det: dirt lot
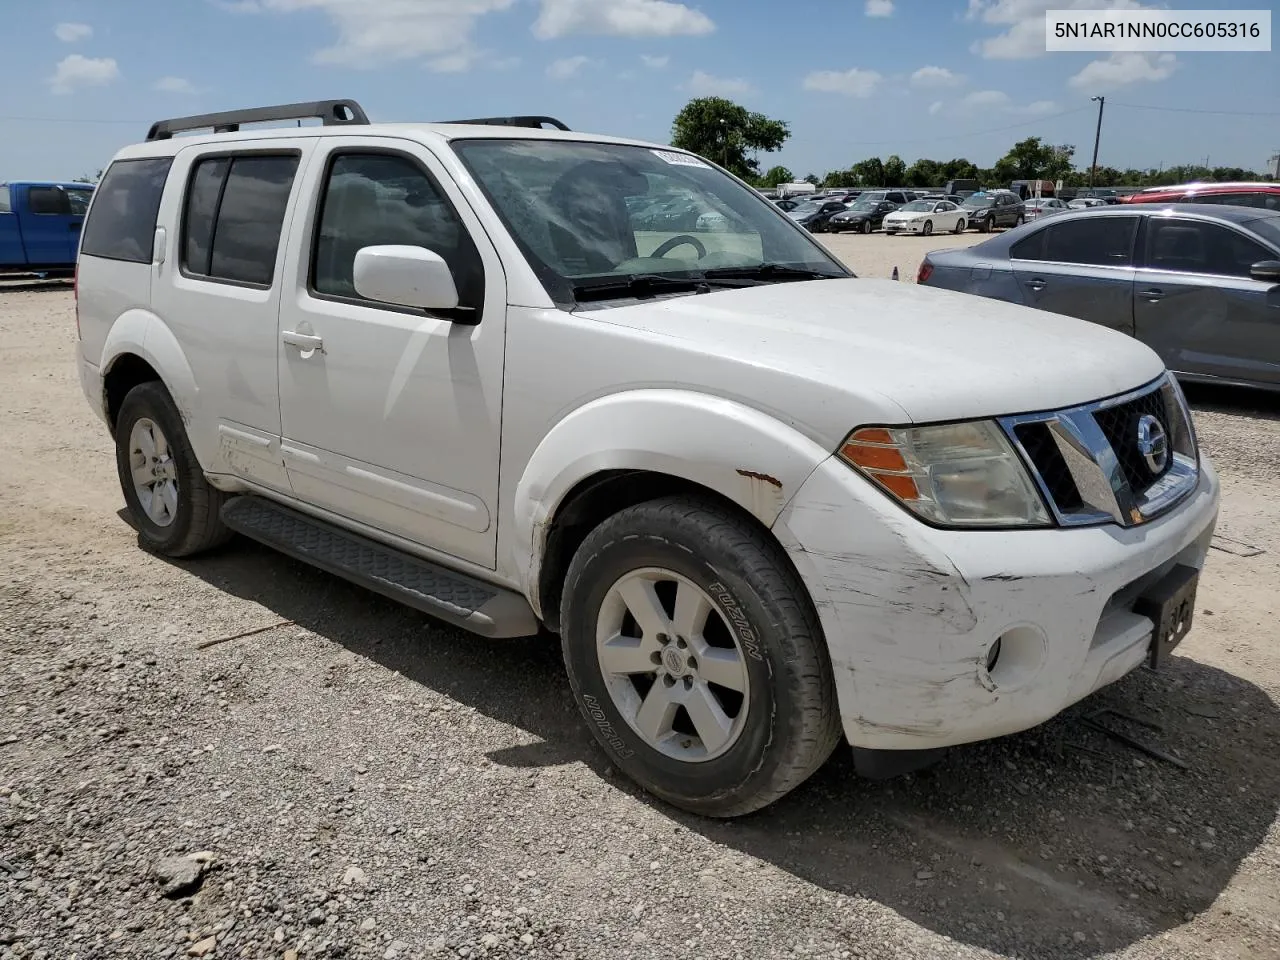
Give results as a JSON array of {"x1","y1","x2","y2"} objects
[{"x1": 2, "y1": 236, "x2": 1279, "y2": 960}]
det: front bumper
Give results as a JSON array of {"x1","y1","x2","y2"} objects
[
  {"x1": 883, "y1": 220, "x2": 926, "y2": 234},
  {"x1": 774, "y1": 455, "x2": 1220, "y2": 751}
]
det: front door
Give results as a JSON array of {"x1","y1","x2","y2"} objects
[
  {"x1": 276, "y1": 139, "x2": 507, "y2": 569},
  {"x1": 1010, "y1": 215, "x2": 1139, "y2": 335},
  {"x1": 1134, "y1": 216, "x2": 1280, "y2": 387}
]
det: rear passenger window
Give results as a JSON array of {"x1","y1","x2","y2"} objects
[
  {"x1": 28, "y1": 187, "x2": 70, "y2": 215},
  {"x1": 1042, "y1": 217, "x2": 1137, "y2": 266},
  {"x1": 1010, "y1": 228, "x2": 1047, "y2": 261},
  {"x1": 311, "y1": 152, "x2": 484, "y2": 315},
  {"x1": 181, "y1": 154, "x2": 299, "y2": 287},
  {"x1": 81, "y1": 158, "x2": 173, "y2": 264}
]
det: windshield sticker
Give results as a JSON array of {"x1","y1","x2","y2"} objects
[{"x1": 651, "y1": 150, "x2": 710, "y2": 168}]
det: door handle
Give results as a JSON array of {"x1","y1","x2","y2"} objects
[
  {"x1": 282, "y1": 331, "x2": 325, "y2": 355},
  {"x1": 1025, "y1": 278, "x2": 1046, "y2": 291},
  {"x1": 1140, "y1": 287, "x2": 1164, "y2": 302}
]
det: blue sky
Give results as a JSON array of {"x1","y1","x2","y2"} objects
[{"x1": 1, "y1": 0, "x2": 1277, "y2": 182}]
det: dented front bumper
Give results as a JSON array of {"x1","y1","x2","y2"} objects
[{"x1": 773, "y1": 455, "x2": 1220, "y2": 751}]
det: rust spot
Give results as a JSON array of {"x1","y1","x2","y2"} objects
[{"x1": 736, "y1": 469, "x2": 782, "y2": 489}]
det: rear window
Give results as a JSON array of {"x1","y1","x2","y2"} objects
[{"x1": 81, "y1": 158, "x2": 173, "y2": 263}]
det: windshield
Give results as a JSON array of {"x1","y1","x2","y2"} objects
[
  {"x1": 859, "y1": 192, "x2": 887, "y2": 204},
  {"x1": 453, "y1": 139, "x2": 846, "y2": 305},
  {"x1": 790, "y1": 201, "x2": 822, "y2": 215},
  {"x1": 848, "y1": 200, "x2": 877, "y2": 211},
  {"x1": 899, "y1": 200, "x2": 933, "y2": 212},
  {"x1": 963, "y1": 197, "x2": 994, "y2": 208}
]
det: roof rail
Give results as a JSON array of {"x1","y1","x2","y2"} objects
[
  {"x1": 146, "y1": 99, "x2": 369, "y2": 141},
  {"x1": 440, "y1": 115, "x2": 570, "y2": 131}
]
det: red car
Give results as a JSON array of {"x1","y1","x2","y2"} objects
[{"x1": 1121, "y1": 181, "x2": 1280, "y2": 210}]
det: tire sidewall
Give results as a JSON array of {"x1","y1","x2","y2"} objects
[
  {"x1": 115, "y1": 383, "x2": 201, "y2": 552},
  {"x1": 562, "y1": 529, "x2": 795, "y2": 809}
]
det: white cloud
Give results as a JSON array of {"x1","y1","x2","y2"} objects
[
  {"x1": 803, "y1": 67, "x2": 882, "y2": 98},
  {"x1": 928, "y1": 100, "x2": 944, "y2": 115},
  {"x1": 547, "y1": 55, "x2": 592, "y2": 80},
  {"x1": 1010, "y1": 98, "x2": 1059, "y2": 115},
  {"x1": 54, "y1": 22, "x2": 92, "y2": 43},
  {"x1": 154, "y1": 76, "x2": 198, "y2": 94},
  {"x1": 865, "y1": 0, "x2": 894, "y2": 15},
  {"x1": 640, "y1": 53, "x2": 669, "y2": 68},
  {"x1": 534, "y1": 0, "x2": 714, "y2": 39},
  {"x1": 1069, "y1": 52, "x2": 1176, "y2": 91},
  {"x1": 962, "y1": 89, "x2": 1010, "y2": 107},
  {"x1": 49, "y1": 54, "x2": 119, "y2": 94},
  {"x1": 910, "y1": 65, "x2": 962, "y2": 88},
  {"x1": 687, "y1": 70, "x2": 752, "y2": 97},
  {"x1": 221, "y1": 0, "x2": 517, "y2": 71},
  {"x1": 967, "y1": 0, "x2": 1152, "y2": 60}
]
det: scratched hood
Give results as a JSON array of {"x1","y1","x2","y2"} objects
[{"x1": 583, "y1": 278, "x2": 1165, "y2": 424}]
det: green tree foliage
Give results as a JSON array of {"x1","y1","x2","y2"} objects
[
  {"x1": 992, "y1": 137, "x2": 1075, "y2": 183},
  {"x1": 905, "y1": 158, "x2": 942, "y2": 187},
  {"x1": 883, "y1": 155, "x2": 907, "y2": 186},
  {"x1": 851, "y1": 157, "x2": 886, "y2": 186},
  {"x1": 759, "y1": 165, "x2": 795, "y2": 188},
  {"x1": 670, "y1": 97, "x2": 790, "y2": 181}
]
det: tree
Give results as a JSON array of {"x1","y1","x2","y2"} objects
[
  {"x1": 883, "y1": 154, "x2": 907, "y2": 186},
  {"x1": 803, "y1": 173, "x2": 820, "y2": 185},
  {"x1": 940, "y1": 158, "x2": 980, "y2": 182},
  {"x1": 851, "y1": 157, "x2": 885, "y2": 186},
  {"x1": 992, "y1": 137, "x2": 1075, "y2": 184},
  {"x1": 905, "y1": 158, "x2": 942, "y2": 188},
  {"x1": 758, "y1": 165, "x2": 794, "y2": 188},
  {"x1": 670, "y1": 97, "x2": 790, "y2": 181},
  {"x1": 73, "y1": 169, "x2": 103, "y2": 184}
]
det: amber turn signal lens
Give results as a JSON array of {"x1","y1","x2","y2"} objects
[{"x1": 840, "y1": 440, "x2": 908, "y2": 473}]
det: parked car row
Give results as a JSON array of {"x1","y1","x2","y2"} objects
[{"x1": 918, "y1": 203, "x2": 1280, "y2": 393}]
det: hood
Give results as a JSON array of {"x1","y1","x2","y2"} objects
[
  {"x1": 580, "y1": 278, "x2": 1165, "y2": 430},
  {"x1": 834, "y1": 210, "x2": 871, "y2": 218}
]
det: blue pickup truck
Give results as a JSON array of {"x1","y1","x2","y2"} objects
[{"x1": 1, "y1": 181, "x2": 96, "y2": 275}]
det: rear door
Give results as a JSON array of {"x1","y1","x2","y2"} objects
[
  {"x1": 18, "y1": 185, "x2": 80, "y2": 265},
  {"x1": 148, "y1": 142, "x2": 313, "y2": 493},
  {"x1": 1010, "y1": 215, "x2": 1140, "y2": 334},
  {"x1": 1134, "y1": 216, "x2": 1280, "y2": 386}
]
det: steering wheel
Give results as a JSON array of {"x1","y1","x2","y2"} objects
[{"x1": 650, "y1": 234, "x2": 707, "y2": 260}]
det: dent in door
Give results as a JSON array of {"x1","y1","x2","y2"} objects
[{"x1": 217, "y1": 422, "x2": 290, "y2": 491}]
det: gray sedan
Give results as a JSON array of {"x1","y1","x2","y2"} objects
[{"x1": 918, "y1": 204, "x2": 1280, "y2": 392}]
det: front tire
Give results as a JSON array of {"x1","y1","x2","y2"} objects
[
  {"x1": 862, "y1": 219, "x2": 873, "y2": 235},
  {"x1": 560, "y1": 496, "x2": 842, "y2": 817},
  {"x1": 115, "y1": 381, "x2": 232, "y2": 557},
  {"x1": 922, "y1": 220, "x2": 933, "y2": 236},
  {"x1": 979, "y1": 216, "x2": 992, "y2": 233}
]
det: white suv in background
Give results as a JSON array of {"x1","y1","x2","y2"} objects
[{"x1": 75, "y1": 100, "x2": 1219, "y2": 817}]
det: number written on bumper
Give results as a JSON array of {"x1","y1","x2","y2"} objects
[{"x1": 1135, "y1": 564, "x2": 1199, "y2": 669}]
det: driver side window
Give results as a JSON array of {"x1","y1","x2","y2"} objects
[{"x1": 311, "y1": 152, "x2": 484, "y2": 312}]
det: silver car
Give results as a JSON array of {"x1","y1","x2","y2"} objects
[{"x1": 918, "y1": 204, "x2": 1280, "y2": 392}]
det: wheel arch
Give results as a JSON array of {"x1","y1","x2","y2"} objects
[{"x1": 509, "y1": 389, "x2": 834, "y2": 627}]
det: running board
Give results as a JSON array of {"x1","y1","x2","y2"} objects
[{"x1": 220, "y1": 496, "x2": 538, "y2": 639}]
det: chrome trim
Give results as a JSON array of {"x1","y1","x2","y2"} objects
[{"x1": 999, "y1": 374, "x2": 1199, "y2": 529}]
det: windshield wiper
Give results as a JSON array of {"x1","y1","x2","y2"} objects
[
  {"x1": 701, "y1": 263, "x2": 843, "y2": 282},
  {"x1": 572, "y1": 273, "x2": 713, "y2": 303}
]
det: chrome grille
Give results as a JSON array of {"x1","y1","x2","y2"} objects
[{"x1": 1000, "y1": 375, "x2": 1199, "y2": 528}]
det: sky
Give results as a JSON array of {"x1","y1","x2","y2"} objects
[{"x1": 2, "y1": 0, "x2": 1278, "y2": 183}]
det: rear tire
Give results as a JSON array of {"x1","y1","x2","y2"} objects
[
  {"x1": 954, "y1": 218, "x2": 966, "y2": 233},
  {"x1": 560, "y1": 496, "x2": 842, "y2": 818},
  {"x1": 114, "y1": 381, "x2": 232, "y2": 558}
]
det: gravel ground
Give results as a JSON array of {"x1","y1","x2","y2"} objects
[{"x1": 2, "y1": 245, "x2": 1279, "y2": 960}]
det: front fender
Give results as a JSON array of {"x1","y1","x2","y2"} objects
[
  {"x1": 99, "y1": 310, "x2": 212, "y2": 465},
  {"x1": 511, "y1": 388, "x2": 834, "y2": 605}
]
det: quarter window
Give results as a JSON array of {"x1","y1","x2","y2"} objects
[
  {"x1": 311, "y1": 152, "x2": 484, "y2": 315},
  {"x1": 181, "y1": 154, "x2": 299, "y2": 286},
  {"x1": 81, "y1": 158, "x2": 174, "y2": 264},
  {"x1": 1144, "y1": 218, "x2": 1273, "y2": 279}
]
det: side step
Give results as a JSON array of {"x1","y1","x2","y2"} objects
[{"x1": 220, "y1": 496, "x2": 538, "y2": 639}]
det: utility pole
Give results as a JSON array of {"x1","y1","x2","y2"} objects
[
  {"x1": 1088, "y1": 96, "x2": 1105, "y2": 189},
  {"x1": 1271, "y1": 151, "x2": 1280, "y2": 179}
]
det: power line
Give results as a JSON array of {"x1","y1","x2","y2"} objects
[
  {"x1": 1110, "y1": 102, "x2": 1280, "y2": 118},
  {"x1": 0, "y1": 115, "x2": 147, "y2": 125}
]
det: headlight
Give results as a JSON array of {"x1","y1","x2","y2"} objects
[{"x1": 838, "y1": 422, "x2": 1051, "y2": 528}]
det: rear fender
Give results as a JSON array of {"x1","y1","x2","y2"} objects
[
  {"x1": 99, "y1": 310, "x2": 214, "y2": 466},
  {"x1": 510, "y1": 389, "x2": 834, "y2": 613}
]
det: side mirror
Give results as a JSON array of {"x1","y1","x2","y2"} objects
[
  {"x1": 1249, "y1": 260, "x2": 1280, "y2": 283},
  {"x1": 353, "y1": 245, "x2": 460, "y2": 311}
]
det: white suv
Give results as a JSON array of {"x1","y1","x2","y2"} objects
[{"x1": 75, "y1": 100, "x2": 1220, "y2": 816}]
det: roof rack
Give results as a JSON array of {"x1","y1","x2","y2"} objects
[
  {"x1": 440, "y1": 115, "x2": 570, "y2": 131},
  {"x1": 146, "y1": 99, "x2": 369, "y2": 141}
]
